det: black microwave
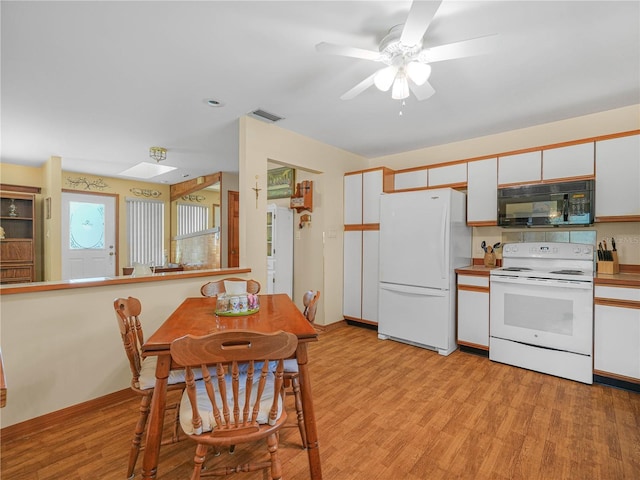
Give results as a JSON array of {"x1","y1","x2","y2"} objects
[{"x1": 497, "y1": 180, "x2": 594, "y2": 227}]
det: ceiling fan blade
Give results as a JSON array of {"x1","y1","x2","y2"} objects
[
  {"x1": 409, "y1": 80, "x2": 436, "y2": 101},
  {"x1": 315, "y1": 42, "x2": 382, "y2": 61},
  {"x1": 400, "y1": 0, "x2": 442, "y2": 46},
  {"x1": 422, "y1": 34, "x2": 498, "y2": 63},
  {"x1": 340, "y1": 72, "x2": 377, "y2": 100}
]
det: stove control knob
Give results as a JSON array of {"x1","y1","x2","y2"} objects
[
  {"x1": 574, "y1": 247, "x2": 581, "y2": 254},
  {"x1": 582, "y1": 247, "x2": 591, "y2": 254}
]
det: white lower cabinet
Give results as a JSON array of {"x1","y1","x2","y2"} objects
[
  {"x1": 361, "y1": 231, "x2": 379, "y2": 323},
  {"x1": 343, "y1": 229, "x2": 379, "y2": 324},
  {"x1": 594, "y1": 285, "x2": 640, "y2": 381},
  {"x1": 456, "y1": 274, "x2": 490, "y2": 350},
  {"x1": 343, "y1": 230, "x2": 362, "y2": 319}
]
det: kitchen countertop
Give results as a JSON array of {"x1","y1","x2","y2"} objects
[
  {"x1": 455, "y1": 265, "x2": 498, "y2": 276},
  {"x1": 595, "y1": 271, "x2": 640, "y2": 287},
  {"x1": 456, "y1": 265, "x2": 640, "y2": 287}
]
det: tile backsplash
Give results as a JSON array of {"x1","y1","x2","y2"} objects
[
  {"x1": 501, "y1": 230, "x2": 595, "y2": 245},
  {"x1": 473, "y1": 222, "x2": 640, "y2": 265}
]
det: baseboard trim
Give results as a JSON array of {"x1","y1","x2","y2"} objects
[
  {"x1": 1, "y1": 388, "x2": 134, "y2": 442},
  {"x1": 345, "y1": 319, "x2": 378, "y2": 331},
  {"x1": 594, "y1": 375, "x2": 640, "y2": 393}
]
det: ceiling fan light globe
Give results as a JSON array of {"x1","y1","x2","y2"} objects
[
  {"x1": 406, "y1": 62, "x2": 432, "y2": 86},
  {"x1": 391, "y1": 75, "x2": 410, "y2": 100},
  {"x1": 373, "y1": 66, "x2": 398, "y2": 92}
]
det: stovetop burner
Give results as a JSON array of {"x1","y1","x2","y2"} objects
[
  {"x1": 500, "y1": 267, "x2": 532, "y2": 272},
  {"x1": 549, "y1": 269, "x2": 584, "y2": 275}
]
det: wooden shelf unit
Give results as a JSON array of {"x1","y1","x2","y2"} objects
[
  {"x1": 0, "y1": 192, "x2": 36, "y2": 283},
  {"x1": 290, "y1": 180, "x2": 313, "y2": 213}
]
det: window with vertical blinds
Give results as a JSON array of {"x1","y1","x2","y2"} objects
[
  {"x1": 177, "y1": 203, "x2": 209, "y2": 236},
  {"x1": 126, "y1": 198, "x2": 164, "y2": 266}
]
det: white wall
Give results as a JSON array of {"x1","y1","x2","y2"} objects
[{"x1": 239, "y1": 116, "x2": 367, "y2": 326}]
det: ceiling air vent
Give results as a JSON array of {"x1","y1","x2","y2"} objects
[{"x1": 248, "y1": 109, "x2": 285, "y2": 123}]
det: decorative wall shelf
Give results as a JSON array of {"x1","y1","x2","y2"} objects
[{"x1": 290, "y1": 180, "x2": 313, "y2": 213}]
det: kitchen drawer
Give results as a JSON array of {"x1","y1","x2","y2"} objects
[
  {"x1": 458, "y1": 275, "x2": 489, "y2": 288},
  {"x1": 595, "y1": 286, "x2": 640, "y2": 302},
  {"x1": 1, "y1": 265, "x2": 34, "y2": 283}
]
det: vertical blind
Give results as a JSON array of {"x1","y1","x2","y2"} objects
[
  {"x1": 177, "y1": 203, "x2": 209, "y2": 236},
  {"x1": 126, "y1": 198, "x2": 164, "y2": 266}
]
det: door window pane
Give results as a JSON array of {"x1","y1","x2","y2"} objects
[{"x1": 69, "y1": 201, "x2": 105, "y2": 249}]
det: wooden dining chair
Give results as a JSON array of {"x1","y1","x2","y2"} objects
[
  {"x1": 200, "y1": 277, "x2": 261, "y2": 297},
  {"x1": 302, "y1": 290, "x2": 320, "y2": 324},
  {"x1": 114, "y1": 297, "x2": 191, "y2": 479},
  {"x1": 283, "y1": 290, "x2": 321, "y2": 449},
  {"x1": 170, "y1": 330, "x2": 298, "y2": 480}
]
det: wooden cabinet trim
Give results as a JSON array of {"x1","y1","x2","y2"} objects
[
  {"x1": 595, "y1": 215, "x2": 640, "y2": 223},
  {"x1": 457, "y1": 340, "x2": 489, "y2": 351},
  {"x1": 458, "y1": 284, "x2": 490, "y2": 293},
  {"x1": 0, "y1": 184, "x2": 41, "y2": 194},
  {"x1": 593, "y1": 370, "x2": 640, "y2": 385},
  {"x1": 468, "y1": 221, "x2": 498, "y2": 227},
  {"x1": 594, "y1": 298, "x2": 640, "y2": 309}
]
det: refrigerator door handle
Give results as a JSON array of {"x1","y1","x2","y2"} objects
[{"x1": 379, "y1": 282, "x2": 447, "y2": 296}]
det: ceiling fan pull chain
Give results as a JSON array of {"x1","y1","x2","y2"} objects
[{"x1": 399, "y1": 100, "x2": 406, "y2": 117}]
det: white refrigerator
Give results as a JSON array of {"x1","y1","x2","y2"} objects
[{"x1": 378, "y1": 189, "x2": 471, "y2": 356}]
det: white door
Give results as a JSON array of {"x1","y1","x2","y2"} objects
[
  {"x1": 379, "y1": 190, "x2": 450, "y2": 289},
  {"x1": 62, "y1": 192, "x2": 117, "y2": 280},
  {"x1": 273, "y1": 207, "x2": 293, "y2": 297}
]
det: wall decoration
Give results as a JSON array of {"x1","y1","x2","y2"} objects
[
  {"x1": 131, "y1": 188, "x2": 162, "y2": 198},
  {"x1": 65, "y1": 176, "x2": 109, "y2": 191},
  {"x1": 267, "y1": 167, "x2": 295, "y2": 199},
  {"x1": 181, "y1": 194, "x2": 206, "y2": 202},
  {"x1": 251, "y1": 175, "x2": 261, "y2": 208}
]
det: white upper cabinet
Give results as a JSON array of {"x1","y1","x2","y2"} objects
[
  {"x1": 467, "y1": 158, "x2": 498, "y2": 224},
  {"x1": 394, "y1": 169, "x2": 428, "y2": 190},
  {"x1": 428, "y1": 163, "x2": 467, "y2": 187},
  {"x1": 344, "y1": 173, "x2": 362, "y2": 225},
  {"x1": 595, "y1": 134, "x2": 640, "y2": 219},
  {"x1": 543, "y1": 142, "x2": 594, "y2": 180},
  {"x1": 344, "y1": 169, "x2": 388, "y2": 225},
  {"x1": 498, "y1": 151, "x2": 542, "y2": 185},
  {"x1": 362, "y1": 169, "x2": 384, "y2": 224}
]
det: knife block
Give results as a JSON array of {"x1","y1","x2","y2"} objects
[
  {"x1": 598, "y1": 251, "x2": 619, "y2": 274},
  {"x1": 483, "y1": 251, "x2": 496, "y2": 267}
]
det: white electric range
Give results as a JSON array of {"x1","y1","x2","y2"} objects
[{"x1": 489, "y1": 242, "x2": 595, "y2": 384}]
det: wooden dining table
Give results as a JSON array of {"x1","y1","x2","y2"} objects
[{"x1": 140, "y1": 294, "x2": 322, "y2": 479}]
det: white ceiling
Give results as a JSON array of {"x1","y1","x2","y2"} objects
[{"x1": 2, "y1": 1, "x2": 639, "y2": 185}]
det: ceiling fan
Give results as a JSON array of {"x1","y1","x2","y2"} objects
[{"x1": 316, "y1": 0, "x2": 496, "y2": 102}]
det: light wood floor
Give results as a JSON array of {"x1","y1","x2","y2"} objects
[{"x1": 2, "y1": 325, "x2": 639, "y2": 479}]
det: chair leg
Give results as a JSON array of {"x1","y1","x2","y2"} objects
[
  {"x1": 191, "y1": 443, "x2": 208, "y2": 480},
  {"x1": 128, "y1": 393, "x2": 152, "y2": 479},
  {"x1": 267, "y1": 433, "x2": 283, "y2": 480},
  {"x1": 290, "y1": 374, "x2": 307, "y2": 449}
]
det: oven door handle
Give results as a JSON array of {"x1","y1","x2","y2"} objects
[{"x1": 490, "y1": 275, "x2": 593, "y2": 290}]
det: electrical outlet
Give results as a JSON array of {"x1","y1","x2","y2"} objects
[{"x1": 296, "y1": 231, "x2": 301, "y2": 240}]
